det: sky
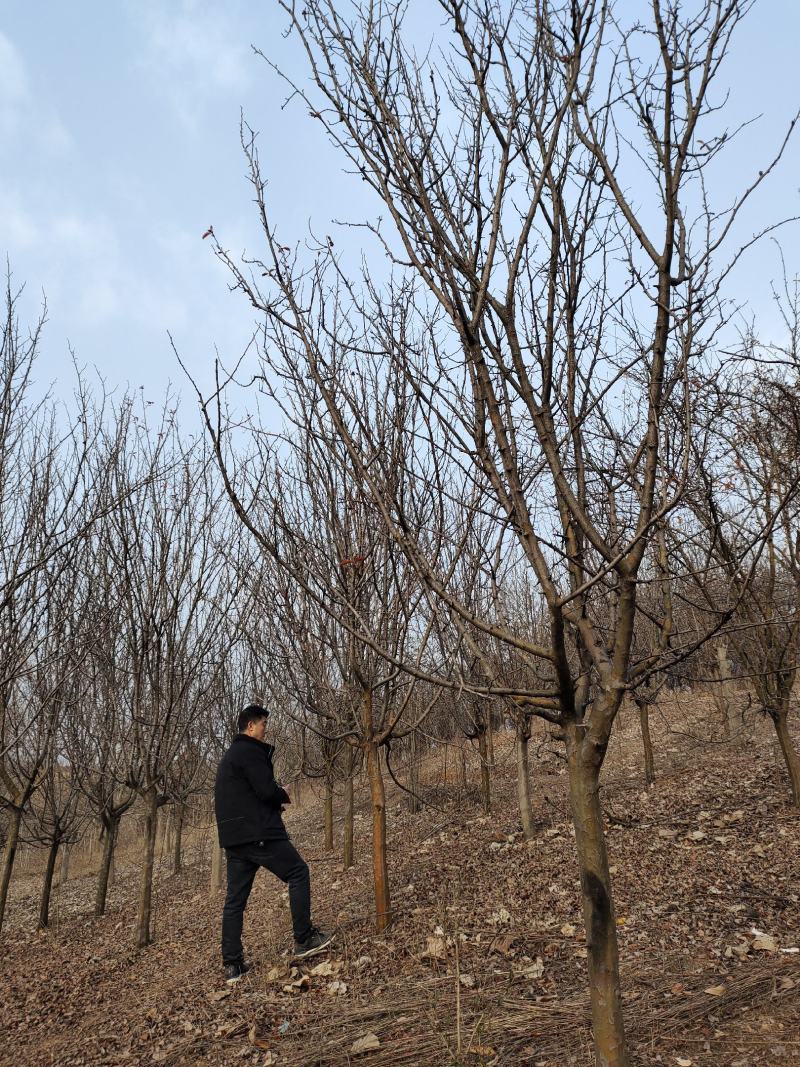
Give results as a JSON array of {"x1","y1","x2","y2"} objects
[{"x1": 1, "y1": 1, "x2": 799, "y2": 414}]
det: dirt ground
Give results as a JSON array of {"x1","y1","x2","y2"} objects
[{"x1": 2, "y1": 695, "x2": 799, "y2": 1067}]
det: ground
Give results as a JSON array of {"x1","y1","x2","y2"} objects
[{"x1": 2, "y1": 695, "x2": 799, "y2": 1066}]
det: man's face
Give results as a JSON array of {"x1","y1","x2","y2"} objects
[{"x1": 244, "y1": 715, "x2": 268, "y2": 742}]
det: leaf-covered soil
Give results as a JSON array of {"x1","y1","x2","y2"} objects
[{"x1": 2, "y1": 696, "x2": 799, "y2": 1066}]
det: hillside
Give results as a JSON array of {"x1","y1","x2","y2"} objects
[{"x1": 2, "y1": 698, "x2": 799, "y2": 1067}]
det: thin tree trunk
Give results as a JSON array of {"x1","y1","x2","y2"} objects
[
  {"x1": 38, "y1": 839, "x2": 60, "y2": 930},
  {"x1": 365, "y1": 737, "x2": 391, "y2": 931},
  {"x1": 0, "y1": 806, "x2": 23, "y2": 935},
  {"x1": 458, "y1": 742, "x2": 467, "y2": 792},
  {"x1": 95, "y1": 818, "x2": 118, "y2": 916},
  {"x1": 516, "y1": 721, "x2": 534, "y2": 840},
  {"x1": 172, "y1": 803, "x2": 184, "y2": 874},
  {"x1": 343, "y1": 774, "x2": 354, "y2": 868},
  {"x1": 636, "y1": 699, "x2": 656, "y2": 787},
  {"x1": 324, "y1": 780, "x2": 334, "y2": 850},
  {"x1": 58, "y1": 845, "x2": 71, "y2": 887},
  {"x1": 773, "y1": 708, "x2": 800, "y2": 806},
  {"x1": 210, "y1": 838, "x2": 225, "y2": 894},
  {"x1": 477, "y1": 729, "x2": 491, "y2": 815},
  {"x1": 409, "y1": 730, "x2": 421, "y2": 814},
  {"x1": 567, "y1": 727, "x2": 629, "y2": 1067},
  {"x1": 135, "y1": 788, "x2": 159, "y2": 948},
  {"x1": 485, "y1": 707, "x2": 494, "y2": 768}
]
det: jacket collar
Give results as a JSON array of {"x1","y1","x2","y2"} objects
[{"x1": 235, "y1": 733, "x2": 275, "y2": 758}]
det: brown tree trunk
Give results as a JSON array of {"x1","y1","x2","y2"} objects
[
  {"x1": 485, "y1": 707, "x2": 495, "y2": 768},
  {"x1": 566, "y1": 726, "x2": 629, "y2": 1067},
  {"x1": 365, "y1": 736, "x2": 391, "y2": 931},
  {"x1": 516, "y1": 720, "x2": 534, "y2": 840},
  {"x1": 95, "y1": 818, "x2": 118, "y2": 916},
  {"x1": 343, "y1": 774, "x2": 354, "y2": 869},
  {"x1": 477, "y1": 729, "x2": 491, "y2": 815},
  {"x1": 0, "y1": 806, "x2": 22, "y2": 935},
  {"x1": 210, "y1": 838, "x2": 225, "y2": 893},
  {"x1": 636, "y1": 699, "x2": 656, "y2": 787},
  {"x1": 58, "y1": 845, "x2": 71, "y2": 887},
  {"x1": 408, "y1": 730, "x2": 421, "y2": 814},
  {"x1": 773, "y1": 708, "x2": 800, "y2": 806},
  {"x1": 323, "y1": 779, "x2": 334, "y2": 850},
  {"x1": 458, "y1": 742, "x2": 467, "y2": 792},
  {"x1": 38, "y1": 839, "x2": 60, "y2": 930},
  {"x1": 172, "y1": 803, "x2": 184, "y2": 874},
  {"x1": 135, "y1": 788, "x2": 159, "y2": 948}
]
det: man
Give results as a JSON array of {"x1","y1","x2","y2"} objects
[{"x1": 215, "y1": 703, "x2": 333, "y2": 982}]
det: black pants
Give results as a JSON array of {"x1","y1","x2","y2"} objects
[{"x1": 221, "y1": 838, "x2": 312, "y2": 963}]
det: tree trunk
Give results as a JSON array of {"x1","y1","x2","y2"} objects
[
  {"x1": 95, "y1": 818, "x2": 118, "y2": 916},
  {"x1": 0, "y1": 806, "x2": 22, "y2": 935},
  {"x1": 773, "y1": 708, "x2": 800, "y2": 806},
  {"x1": 516, "y1": 721, "x2": 534, "y2": 840},
  {"x1": 58, "y1": 845, "x2": 71, "y2": 887},
  {"x1": 636, "y1": 699, "x2": 656, "y2": 787},
  {"x1": 172, "y1": 803, "x2": 184, "y2": 874},
  {"x1": 38, "y1": 839, "x2": 60, "y2": 930},
  {"x1": 323, "y1": 780, "x2": 334, "y2": 850},
  {"x1": 365, "y1": 738, "x2": 391, "y2": 931},
  {"x1": 408, "y1": 730, "x2": 421, "y2": 814},
  {"x1": 458, "y1": 742, "x2": 467, "y2": 792},
  {"x1": 343, "y1": 774, "x2": 354, "y2": 869},
  {"x1": 485, "y1": 707, "x2": 495, "y2": 768},
  {"x1": 566, "y1": 728, "x2": 629, "y2": 1067},
  {"x1": 210, "y1": 838, "x2": 225, "y2": 894},
  {"x1": 477, "y1": 729, "x2": 491, "y2": 815},
  {"x1": 716, "y1": 642, "x2": 737, "y2": 737},
  {"x1": 135, "y1": 788, "x2": 159, "y2": 948}
]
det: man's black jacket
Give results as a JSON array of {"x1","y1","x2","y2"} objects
[{"x1": 214, "y1": 734, "x2": 291, "y2": 847}]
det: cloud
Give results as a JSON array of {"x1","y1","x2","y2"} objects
[
  {"x1": 0, "y1": 31, "x2": 29, "y2": 136},
  {"x1": 133, "y1": 1, "x2": 253, "y2": 128},
  {"x1": 0, "y1": 30, "x2": 73, "y2": 153}
]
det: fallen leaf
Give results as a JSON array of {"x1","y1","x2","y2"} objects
[
  {"x1": 676, "y1": 1058, "x2": 693, "y2": 1066},
  {"x1": 207, "y1": 989, "x2": 231, "y2": 1002},
  {"x1": 351, "y1": 1032, "x2": 381, "y2": 1054},
  {"x1": 704, "y1": 985, "x2": 726, "y2": 996},
  {"x1": 310, "y1": 960, "x2": 335, "y2": 977},
  {"x1": 459, "y1": 974, "x2": 475, "y2": 987},
  {"x1": 282, "y1": 975, "x2": 310, "y2": 993},
  {"x1": 328, "y1": 979, "x2": 348, "y2": 995},
  {"x1": 752, "y1": 935, "x2": 778, "y2": 952},
  {"x1": 422, "y1": 935, "x2": 447, "y2": 960}
]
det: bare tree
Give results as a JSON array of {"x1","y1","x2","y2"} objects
[{"x1": 202, "y1": 3, "x2": 797, "y2": 1062}]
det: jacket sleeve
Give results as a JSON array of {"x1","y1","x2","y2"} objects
[{"x1": 240, "y1": 748, "x2": 290, "y2": 808}]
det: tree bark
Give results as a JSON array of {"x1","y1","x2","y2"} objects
[
  {"x1": 172, "y1": 803, "x2": 184, "y2": 874},
  {"x1": 95, "y1": 818, "x2": 118, "y2": 916},
  {"x1": 365, "y1": 736, "x2": 391, "y2": 931},
  {"x1": 635, "y1": 699, "x2": 656, "y2": 787},
  {"x1": 0, "y1": 806, "x2": 22, "y2": 935},
  {"x1": 323, "y1": 780, "x2": 334, "y2": 850},
  {"x1": 343, "y1": 774, "x2": 354, "y2": 869},
  {"x1": 458, "y1": 742, "x2": 467, "y2": 793},
  {"x1": 516, "y1": 720, "x2": 534, "y2": 840},
  {"x1": 477, "y1": 729, "x2": 491, "y2": 815},
  {"x1": 38, "y1": 839, "x2": 60, "y2": 930},
  {"x1": 210, "y1": 838, "x2": 225, "y2": 893},
  {"x1": 135, "y1": 788, "x2": 159, "y2": 948},
  {"x1": 772, "y1": 708, "x2": 800, "y2": 806},
  {"x1": 566, "y1": 727, "x2": 629, "y2": 1067},
  {"x1": 408, "y1": 730, "x2": 421, "y2": 814}
]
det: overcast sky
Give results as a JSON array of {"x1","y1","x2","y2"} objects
[{"x1": 2, "y1": 1, "x2": 799, "y2": 410}]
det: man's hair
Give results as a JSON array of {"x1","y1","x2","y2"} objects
[{"x1": 238, "y1": 704, "x2": 269, "y2": 734}]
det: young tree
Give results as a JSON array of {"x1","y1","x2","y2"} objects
[{"x1": 205, "y1": 3, "x2": 797, "y2": 1062}]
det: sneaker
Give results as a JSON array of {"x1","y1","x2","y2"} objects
[
  {"x1": 224, "y1": 959, "x2": 253, "y2": 984},
  {"x1": 293, "y1": 927, "x2": 334, "y2": 960}
]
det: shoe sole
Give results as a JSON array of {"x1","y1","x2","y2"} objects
[
  {"x1": 225, "y1": 967, "x2": 252, "y2": 984},
  {"x1": 292, "y1": 936, "x2": 334, "y2": 960}
]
